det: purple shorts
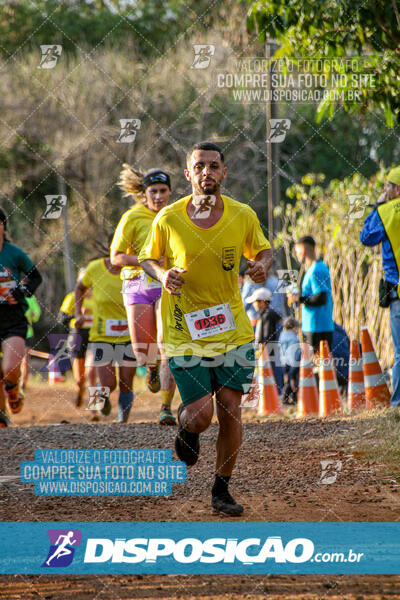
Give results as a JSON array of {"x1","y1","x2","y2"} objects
[{"x1": 122, "y1": 276, "x2": 162, "y2": 306}]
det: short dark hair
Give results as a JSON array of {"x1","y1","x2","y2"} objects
[
  {"x1": 186, "y1": 141, "x2": 224, "y2": 165},
  {"x1": 295, "y1": 235, "x2": 316, "y2": 248},
  {"x1": 0, "y1": 206, "x2": 7, "y2": 230},
  {"x1": 0, "y1": 206, "x2": 10, "y2": 241}
]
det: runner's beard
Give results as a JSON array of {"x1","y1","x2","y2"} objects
[{"x1": 192, "y1": 179, "x2": 219, "y2": 195}]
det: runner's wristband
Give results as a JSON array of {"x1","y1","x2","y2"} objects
[
  {"x1": 11, "y1": 285, "x2": 29, "y2": 303},
  {"x1": 21, "y1": 266, "x2": 42, "y2": 297}
]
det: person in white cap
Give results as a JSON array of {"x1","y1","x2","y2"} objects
[
  {"x1": 246, "y1": 287, "x2": 281, "y2": 344},
  {"x1": 246, "y1": 287, "x2": 282, "y2": 388}
]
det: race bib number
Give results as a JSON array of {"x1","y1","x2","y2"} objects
[
  {"x1": 105, "y1": 319, "x2": 129, "y2": 337},
  {"x1": 0, "y1": 280, "x2": 16, "y2": 302},
  {"x1": 184, "y1": 303, "x2": 236, "y2": 340}
]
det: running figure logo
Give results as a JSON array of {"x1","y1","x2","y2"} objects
[
  {"x1": 42, "y1": 334, "x2": 76, "y2": 374},
  {"x1": 86, "y1": 386, "x2": 110, "y2": 411},
  {"x1": 53, "y1": 337, "x2": 71, "y2": 363},
  {"x1": 191, "y1": 45, "x2": 215, "y2": 69},
  {"x1": 276, "y1": 269, "x2": 299, "y2": 293},
  {"x1": 117, "y1": 119, "x2": 141, "y2": 143},
  {"x1": 240, "y1": 371, "x2": 259, "y2": 408},
  {"x1": 42, "y1": 195, "x2": 67, "y2": 219},
  {"x1": 267, "y1": 119, "x2": 291, "y2": 143},
  {"x1": 319, "y1": 459, "x2": 342, "y2": 485},
  {"x1": 192, "y1": 194, "x2": 216, "y2": 219},
  {"x1": 348, "y1": 194, "x2": 369, "y2": 220},
  {"x1": 38, "y1": 45, "x2": 62, "y2": 69},
  {"x1": 42, "y1": 529, "x2": 82, "y2": 567}
]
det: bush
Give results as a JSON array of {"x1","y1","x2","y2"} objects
[{"x1": 275, "y1": 169, "x2": 392, "y2": 367}]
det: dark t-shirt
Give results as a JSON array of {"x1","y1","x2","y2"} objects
[
  {"x1": 0, "y1": 240, "x2": 34, "y2": 312},
  {"x1": 255, "y1": 307, "x2": 281, "y2": 344}
]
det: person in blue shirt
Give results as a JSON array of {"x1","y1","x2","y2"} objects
[
  {"x1": 0, "y1": 207, "x2": 42, "y2": 425},
  {"x1": 287, "y1": 236, "x2": 334, "y2": 353},
  {"x1": 360, "y1": 166, "x2": 400, "y2": 406}
]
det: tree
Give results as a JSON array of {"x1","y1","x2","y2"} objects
[
  {"x1": 0, "y1": 0, "x2": 192, "y2": 56},
  {"x1": 0, "y1": 1, "x2": 246, "y2": 58},
  {"x1": 246, "y1": 0, "x2": 400, "y2": 125}
]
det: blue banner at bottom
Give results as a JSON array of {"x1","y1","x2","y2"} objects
[{"x1": 0, "y1": 522, "x2": 398, "y2": 574}]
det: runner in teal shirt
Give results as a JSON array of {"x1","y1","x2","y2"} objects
[{"x1": 0, "y1": 207, "x2": 42, "y2": 425}]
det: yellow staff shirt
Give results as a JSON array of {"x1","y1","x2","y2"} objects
[{"x1": 139, "y1": 194, "x2": 270, "y2": 356}]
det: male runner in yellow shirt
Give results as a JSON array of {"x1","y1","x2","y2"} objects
[{"x1": 139, "y1": 141, "x2": 273, "y2": 516}]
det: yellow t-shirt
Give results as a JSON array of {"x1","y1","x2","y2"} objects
[
  {"x1": 111, "y1": 203, "x2": 157, "y2": 280},
  {"x1": 59, "y1": 291, "x2": 94, "y2": 330},
  {"x1": 138, "y1": 194, "x2": 271, "y2": 356},
  {"x1": 80, "y1": 258, "x2": 129, "y2": 343}
]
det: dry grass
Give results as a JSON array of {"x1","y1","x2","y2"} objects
[{"x1": 299, "y1": 408, "x2": 400, "y2": 479}]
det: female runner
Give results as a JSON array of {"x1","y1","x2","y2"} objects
[{"x1": 110, "y1": 166, "x2": 176, "y2": 425}]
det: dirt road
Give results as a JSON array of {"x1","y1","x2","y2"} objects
[{"x1": 0, "y1": 382, "x2": 399, "y2": 598}]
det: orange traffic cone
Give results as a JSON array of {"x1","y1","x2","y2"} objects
[
  {"x1": 319, "y1": 340, "x2": 342, "y2": 417},
  {"x1": 347, "y1": 340, "x2": 366, "y2": 412},
  {"x1": 297, "y1": 342, "x2": 319, "y2": 417},
  {"x1": 360, "y1": 326, "x2": 390, "y2": 409},
  {"x1": 48, "y1": 356, "x2": 64, "y2": 385},
  {"x1": 257, "y1": 343, "x2": 282, "y2": 415}
]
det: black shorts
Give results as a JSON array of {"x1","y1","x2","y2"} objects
[
  {"x1": 0, "y1": 305, "x2": 28, "y2": 344},
  {"x1": 303, "y1": 331, "x2": 333, "y2": 354},
  {"x1": 67, "y1": 328, "x2": 90, "y2": 359},
  {"x1": 25, "y1": 336, "x2": 34, "y2": 348}
]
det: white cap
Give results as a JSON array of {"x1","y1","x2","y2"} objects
[{"x1": 245, "y1": 288, "x2": 272, "y2": 303}]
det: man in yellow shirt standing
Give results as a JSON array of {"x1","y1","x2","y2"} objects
[{"x1": 139, "y1": 142, "x2": 272, "y2": 516}]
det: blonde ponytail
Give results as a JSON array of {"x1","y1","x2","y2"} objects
[{"x1": 117, "y1": 164, "x2": 146, "y2": 204}]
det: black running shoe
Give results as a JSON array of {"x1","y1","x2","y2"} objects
[
  {"x1": 100, "y1": 395, "x2": 112, "y2": 416},
  {"x1": 212, "y1": 491, "x2": 244, "y2": 516},
  {"x1": 0, "y1": 410, "x2": 10, "y2": 428},
  {"x1": 174, "y1": 404, "x2": 199, "y2": 465}
]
